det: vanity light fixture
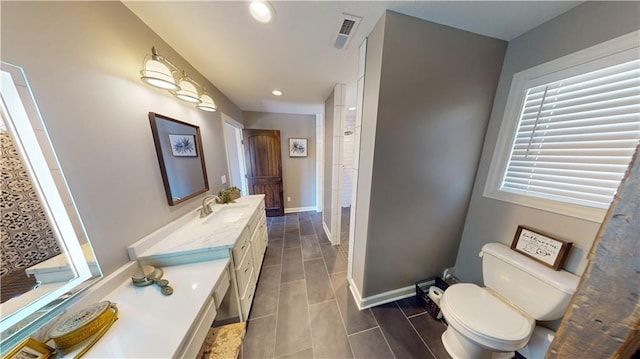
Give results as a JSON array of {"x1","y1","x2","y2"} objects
[
  {"x1": 173, "y1": 74, "x2": 201, "y2": 103},
  {"x1": 271, "y1": 89, "x2": 283, "y2": 96},
  {"x1": 198, "y1": 93, "x2": 217, "y2": 112},
  {"x1": 140, "y1": 47, "x2": 180, "y2": 91},
  {"x1": 140, "y1": 47, "x2": 218, "y2": 112},
  {"x1": 249, "y1": 1, "x2": 275, "y2": 23}
]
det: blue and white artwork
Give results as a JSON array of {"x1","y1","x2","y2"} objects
[
  {"x1": 169, "y1": 134, "x2": 197, "y2": 157},
  {"x1": 289, "y1": 138, "x2": 307, "y2": 157}
]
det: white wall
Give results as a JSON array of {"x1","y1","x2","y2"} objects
[
  {"x1": 323, "y1": 84, "x2": 346, "y2": 244},
  {"x1": 455, "y1": 1, "x2": 640, "y2": 284},
  {"x1": 323, "y1": 90, "x2": 335, "y2": 234},
  {"x1": 1, "y1": 2, "x2": 242, "y2": 275},
  {"x1": 223, "y1": 121, "x2": 242, "y2": 190}
]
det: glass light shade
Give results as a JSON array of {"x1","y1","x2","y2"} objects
[
  {"x1": 249, "y1": 1, "x2": 274, "y2": 23},
  {"x1": 173, "y1": 79, "x2": 201, "y2": 103},
  {"x1": 140, "y1": 59, "x2": 179, "y2": 91},
  {"x1": 198, "y1": 94, "x2": 217, "y2": 112}
]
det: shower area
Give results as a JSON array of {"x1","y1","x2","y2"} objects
[{"x1": 340, "y1": 114, "x2": 356, "y2": 242}]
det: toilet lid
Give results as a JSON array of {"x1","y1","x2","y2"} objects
[{"x1": 442, "y1": 284, "x2": 534, "y2": 344}]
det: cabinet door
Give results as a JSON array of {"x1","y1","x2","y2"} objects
[
  {"x1": 232, "y1": 227, "x2": 251, "y2": 268},
  {"x1": 250, "y1": 215, "x2": 267, "y2": 273},
  {"x1": 240, "y1": 270, "x2": 257, "y2": 315},
  {"x1": 235, "y1": 246, "x2": 254, "y2": 294}
]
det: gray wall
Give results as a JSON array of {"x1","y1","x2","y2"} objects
[
  {"x1": 323, "y1": 91, "x2": 335, "y2": 231},
  {"x1": 362, "y1": 11, "x2": 506, "y2": 296},
  {"x1": 243, "y1": 111, "x2": 317, "y2": 209},
  {"x1": 455, "y1": 1, "x2": 640, "y2": 284},
  {"x1": 1, "y1": 2, "x2": 242, "y2": 275}
]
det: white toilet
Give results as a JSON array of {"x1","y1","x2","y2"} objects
[{"x1": 440, "y1": 242, "x2": 580, "y2": 359}]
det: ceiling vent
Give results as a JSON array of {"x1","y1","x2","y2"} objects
[{"x1": 334, "y1": 13, "x2": 362, "y2": 49}]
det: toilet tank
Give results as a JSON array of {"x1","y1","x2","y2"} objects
[{"x1": 481, "y1": 243, "x2": 580, "y2": 321}]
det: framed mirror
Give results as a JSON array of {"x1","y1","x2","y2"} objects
[
  {"x1": 149, "y1": 113, "x2": 209, "y2": 205},
  {"x1": 0, "y1": 63, "x2": 102, "y2": 350}
]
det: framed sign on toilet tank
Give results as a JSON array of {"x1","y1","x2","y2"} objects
[{"x1": 511, "y1": 225, "x2": 573, "y2": 270}]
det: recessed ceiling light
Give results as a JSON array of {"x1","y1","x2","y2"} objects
[
  {"x1": 348, "y1": 107, "x2": 357, "y2": 111},
  {"x1": 249, "y1": 1, "x2": 275, "y2": 23},
  {"x1": 272, "y1": 89, "x2": 283, "y2": 96}
]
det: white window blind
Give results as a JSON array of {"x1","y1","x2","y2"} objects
[{"x1": 500, "y1": 59, "x2": 640, "y2": 208}]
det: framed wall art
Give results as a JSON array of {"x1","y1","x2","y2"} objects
[
  {"x1": 168, "y1": 134, "x2": 197, "y2": 157},
  {"x1": 511, "y1": 225, "x2": 572, "y2": 270},
  {"x1": 289, "y1": 138, "x2": 307, "y2": 157}
]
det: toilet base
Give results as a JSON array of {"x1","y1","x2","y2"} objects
[{"x1": 442, "y1": 326, "x2": 514, "y2": 359}]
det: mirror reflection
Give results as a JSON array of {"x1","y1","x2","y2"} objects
[
  {"x1": 149, "y1": 112, "x2": 209, "y2": 206},
  {"x1": 0, "y1": 62, "x2": 102, "y2": 346}
]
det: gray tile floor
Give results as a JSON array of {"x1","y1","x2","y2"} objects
[{"x1": 242, "y1": 210, "x2": 451, "y2": 359}]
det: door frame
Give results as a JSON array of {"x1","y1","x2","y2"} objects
[{"x1": 221, "y1": 113, "x2": 248, "y2": 196}]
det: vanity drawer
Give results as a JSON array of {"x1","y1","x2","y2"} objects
[
  {"x1": 179, "y1": 296, "x2": 217, "y2": 358},
  {"x1": 247, "y1": 201, "x2": 266, "y2": 237},
  {"x1": 235, "y1": 248, "x2": 254, "y2": 294},
  {"x1": 259, "y1": 219, "x2": 268, "y2": 254},
  {"x1": 240, "y1": 270, "x2": 257, "y2": 316},
  {"x1": 231, "y1": 226, "x2": 251, "y2": 267},
  {"x1": 251, "y1": 216, "x2": 268, "y2": 272},
  {"x1": 213, "y1": 266, "x2": 230, "y2": 309}
]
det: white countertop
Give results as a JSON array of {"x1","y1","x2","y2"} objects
[
  {"x1": 128, "y1": 195, "x2": 265, "y2": 263},
  {"x1": 49, "y1": 195, "x2": 266, "y2": 358},
  {"x1": 79, "y1": 258, "x2": 229, "y2": 358},
  {"x1": 25, "y1": 243, "x2": 100, "y2": 283}
]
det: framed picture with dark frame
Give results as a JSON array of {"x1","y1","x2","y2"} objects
[
  {"x1": 168, "y1": 134, "x2": 198, "y2": 157},
  {"x1": 511, "y1": 225, "x2": 573, "y2": 270},
  {"x1": 289, "y1": 138, "x2": 308, "y2": 157},
  {"x1": 4, "y1": 337, "x2": 55, "y2": 359}
]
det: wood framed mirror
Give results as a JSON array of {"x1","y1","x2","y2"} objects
[{"x1": 149, "y1": 112, "x2": 209, "y2": 206}]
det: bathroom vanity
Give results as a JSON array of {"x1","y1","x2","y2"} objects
[
  {"x1": 48, "y1": 195, "x2": 267, "y2": 358},
  {"x1": 127, "y1": 194, "x2": 267, "y2": 322}
]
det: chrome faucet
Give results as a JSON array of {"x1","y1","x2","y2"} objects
[{"x1": 200, "y1": 194, "x2": 221, "y2": 218}]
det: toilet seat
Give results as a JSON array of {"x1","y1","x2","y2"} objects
[{"x1": 441, "y1": 283, "x2": 534, "y2": 351}]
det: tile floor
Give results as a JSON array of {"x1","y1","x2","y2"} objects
[{"x1": 241, "y1": 210, "x2": 451, "y2": 359}]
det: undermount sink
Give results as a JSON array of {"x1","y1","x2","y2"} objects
[{"x1": 202, "y1": 206, "x2": 248, "y2": 225}]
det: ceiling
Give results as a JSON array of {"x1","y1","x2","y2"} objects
[{"x1": 124, "y1": 1, "x2": 582, "y2": 115}]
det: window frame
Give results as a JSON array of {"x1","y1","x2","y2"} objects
[{"x1": 483, "y1": 30, "x2": 639, "y2": 223}]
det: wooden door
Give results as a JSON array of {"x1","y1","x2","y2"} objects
[{"x1": 243, "y1": 129, "x2": 284, "y2": 217}]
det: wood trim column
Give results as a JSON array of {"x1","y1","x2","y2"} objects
[{"x1": 547, "y1": 145, "x2": 639, "y2": 358}]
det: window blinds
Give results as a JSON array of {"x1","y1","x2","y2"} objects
[{"x1": 501, "y1": 59, "x2": 640, "y2": 208}]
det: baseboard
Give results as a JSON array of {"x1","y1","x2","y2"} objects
[
  {"x1": 348, "y1": 277, "x2": 415, "y2": 309},
  {"x1": 347, "y1": 276, "x2": 365, "y2": 310},
  {"x1": 284, "y1": 206, "x2": 317, "y2": 214},
  {"x1": 322, "y1": 222, "x2": 332, "y2": 244}
]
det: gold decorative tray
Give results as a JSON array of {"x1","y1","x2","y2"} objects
[{"x1": 49, "y1": 301, "x2": 118, "y2": 350}]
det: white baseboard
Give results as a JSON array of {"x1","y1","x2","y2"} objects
[
  {"x1": 322, "y1": 222, "x2": 331, "y2": 244},
  {"x1": 347, "y1": 276, "x2": 365, "y2": 310},
  {"x1": 348, "y1": 276, "x2": 415, "y2": 309},
  {"x1": 284, "y1": 206, "x2": 317, "y2": 214}
]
